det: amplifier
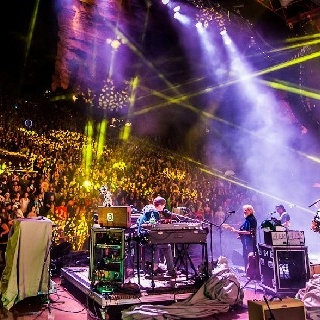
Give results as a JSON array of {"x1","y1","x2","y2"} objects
[
  {"x1": 97, "y1": 206, "x2": 131, "y2": 228},
  {"x1": 248, "y1": 298, "x2": 306, "y2": 320},
  {"x1": 264, "y1": 230, "x2": 305, "y2": 246}
]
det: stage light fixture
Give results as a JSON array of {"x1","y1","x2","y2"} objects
[
  {"x1": 220, "y1": 29, "x2": 227, "y2": 36},
  {"x1": 162, "y1": 0, "x2": 170, "y2": 4},
  {"x1": 195, "y1": 21, "x2": 203, "y2": 29},
  {"x1": 279, "y1": 0, "x2": 294, "y2": 6},
  {"x1": 173, "y1": 5, "x2": 180, "y2": 12},
  {"x1": 174, "y1": 11, "x2": 180, "y2": 20}
]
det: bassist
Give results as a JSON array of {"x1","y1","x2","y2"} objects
[{"x1": 229, "y1": 204, "x2": 258, "y2": 272}]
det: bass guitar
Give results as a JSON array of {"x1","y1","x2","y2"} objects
[{"x1": 221, "y1": 223, "x2": 241, "y2": 240}]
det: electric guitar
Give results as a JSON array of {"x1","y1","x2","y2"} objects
[
  {"x1": 221, "y1": 223, "x2": 241, "y2": 239},
  {"x1": 221, "y1": 223, "x2": 235, "y2": 231}
]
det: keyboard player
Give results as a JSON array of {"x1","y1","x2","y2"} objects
[{"x1": 137, "y1": 196, "x2": 177, "y2": 277}]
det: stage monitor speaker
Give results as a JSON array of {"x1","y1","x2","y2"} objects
[{"x1": 248, "y1": 298, "x2": 306, "y2": 320}]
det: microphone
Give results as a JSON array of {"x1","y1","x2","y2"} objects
[{"x1": 228, "y1": 210, "x2": 235, "y2": 214}]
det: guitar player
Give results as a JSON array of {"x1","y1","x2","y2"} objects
[{"x1": 228, "y1": 204, "x2": 258, "y2": 273}]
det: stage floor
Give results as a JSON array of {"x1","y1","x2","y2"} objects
[
  {"x1": 59, "y1": 265, "x2": 275, "y2": 320},
  {"x1": 1, "y1": 263, "x2": 314, "y2": 320},
  {"x1": 60, "y1": 266, "x2": 200, "y2": 308}
]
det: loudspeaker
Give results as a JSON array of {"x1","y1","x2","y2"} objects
[{"x1": 248, "y1": 298, "x2": 306, "y2": 320}]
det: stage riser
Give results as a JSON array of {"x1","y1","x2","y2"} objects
[
  {"x1": 61, "y1": 277, "x2": 123, "y2": 320},
  {"x1": 60, "y1": 267, "x2": 195, "y2": 320}
]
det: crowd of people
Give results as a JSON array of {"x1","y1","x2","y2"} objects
[{"x1": 0, "y1": 101, "x2": 266, "y2": 264}]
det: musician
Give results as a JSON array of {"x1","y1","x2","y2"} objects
[
  {"x1": 229, "y1": 204, "x2": 257, "y2": 270},
  {"x1": 275, "y1": 204, "x2": 290, "y2": 229},
  {"x1": 137, "y1": 196, "x2": 176, "y2": 277}
]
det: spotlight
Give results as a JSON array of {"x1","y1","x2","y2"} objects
[
  {"x1": 195, "y1": 21, "x2": 203, "y2": 29},
  {"x1": 162, "y1": 0, "x2": 169, "y2": 4},
  {"x1": 223, "y1": 36, "x2": 231, "y2": 45},
  {"x1": 174, "y1": 11, "x2": 180, "y2": 19},
  {"x1": 173, "y1": 5, "x2": 180, "y2": 12},
  {"x1": 220, "y1": 29, "x2": 227, "y2": 36}
]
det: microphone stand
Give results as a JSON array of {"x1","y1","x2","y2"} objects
[
  {"x1": 201, "y1": 218, "x2": 215, "y2": 273},
  {"x1": 212, "y1": 211, "x2": 235, "y2": 259},
  {"x1": 263, "y1": 295, "x2": 276, "y2": 320}
]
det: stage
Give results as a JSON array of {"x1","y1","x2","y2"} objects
[{"x1": 60, "y1": 266, "x2": 201, "y2": 319}]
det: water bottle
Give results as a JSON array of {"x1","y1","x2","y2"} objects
[{"x1": 149, "y1": 213, "x2": 156, "y2": 226}]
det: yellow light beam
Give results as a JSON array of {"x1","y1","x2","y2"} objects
[
  {"x1": 17, "y1": 0, "x2": 40, "y2": 92},
  {"x1": 269, "y1": 38, "x2": 320, "y2": 53},
  {"x1": 120, "y1": 122, "x2": 131, "y2": 141},
  {"x1": 24, "y1": 0, "x2": 40, "y2": 64},
  {"x1": 82, "y1": 121, "x2": 93, "y2": 177},
  {"x1": 286, "y1": 33, "x2": 320, "y2": 43},
  {"x1": 261, "y1": 79, "x2": 320, "y2": 101},
  {"x1": 256, "y1": 50, "x2": 320, "y2": 77},
  {"x1": 97, "y1": 119, "x2": 107, "y2": 159}
]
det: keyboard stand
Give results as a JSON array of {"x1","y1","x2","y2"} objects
[{"x1": 174, "y1": 244, "x2": 197, "y2": 280}]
